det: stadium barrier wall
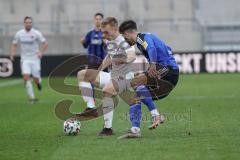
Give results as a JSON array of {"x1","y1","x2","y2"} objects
[{"x1": 0, "y1": 51, "x2": 240, "y2": 77}]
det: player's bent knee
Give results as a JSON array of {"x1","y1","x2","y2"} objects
[
  {"x1": 23, "y1": 74, "x2": 30, "y2": 81},
  {"x1": 102, "y1": 89, "x2": 113, "y2": 97},
  {"x1": 77, "y1": 69, "x2": 86, "y2": 82},
  {"x1": 78, "y1": 69, "x2": 98, "y2": 83},
  {"x1": 102, "y1": 87, "x2": 117, "y2": 97}
]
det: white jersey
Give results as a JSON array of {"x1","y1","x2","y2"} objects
[
  {"x1": 105, "y1": 34, "x2": 135, "y2": 78},
  {"x1": 12, "y1": 28, "x2": 46, "y2": 61}
]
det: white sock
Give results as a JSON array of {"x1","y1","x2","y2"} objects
[
  {"x1": 79, "y1": 82, "x2": 95, "y2": 108},
  {"x1": 131, "y1": 127, "x2": 140, "y2": 133},
  {"x1": 150, "y1": 109, "x2": 160, "y2": 117},
  {"x1": 102, "y1": 97, "x2": 114, "y2": 128},
  {"x1": 26, "y1": 80, "x2": 35, "y2": 99},
  {"x1": 104, "y1": 110, "x2": 114, "y2": 128}
]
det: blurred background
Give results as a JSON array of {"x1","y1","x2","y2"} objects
[
  {"x1": 0, "y1": 0, "x2": 240, "y2": 76},
  {"x1": 0, "y1": 0, "x2": 240, "y2": 55}
]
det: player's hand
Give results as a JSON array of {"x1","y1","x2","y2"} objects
[
  {"x1": 10, "y1": 55, "x2": 14, "y2": 61},
  {"x1": 37, "y1": 51, "x2": 43, "y2": 59},
  {"x1": 148, "y1": 63, "x2": 158, "y2": 78},
  {"x1": 80, "y1": 37, "x2": 85, "y2": 44}
]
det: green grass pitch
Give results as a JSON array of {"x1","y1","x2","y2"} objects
[{"x1": 0, "y1": 74, "x2": 240, "y2": 160}]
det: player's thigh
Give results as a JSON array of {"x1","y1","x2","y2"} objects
[
  {"x1": 21, "y1": 61, "x2": 31, "y2": 80},
  {"x1": 130, "y1": 73, "x2": 148, "y2": 88},
  {"x1": 31, "y1": 60, "x2": 41, "y2": 79},
  {"x1": 102, "y1": 80, "x2": 118, "y2": 97},
  {"x1": 149, "y1": 79, "x2": 174, "y2": 100},
  {"x1": 78, "y1": 69, "x2": 101, "y2": 87}
]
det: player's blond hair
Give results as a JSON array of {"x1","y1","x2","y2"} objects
[{"x1": 101, "y1": 17, "x2": 118, "y2": 28}]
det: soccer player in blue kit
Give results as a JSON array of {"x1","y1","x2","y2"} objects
[
  {"x1": 81, "y1": 13, "x2": 106, "y2": 62},
  {"x1": 117, "y1": 20, "x2": 179, "y2": 139}
]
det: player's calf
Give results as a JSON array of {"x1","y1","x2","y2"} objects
[{"x1": 33, "y1": 77, "x2": 42, "y2": 91}]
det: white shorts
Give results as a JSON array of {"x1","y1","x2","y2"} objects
[
  {"x1": 99, "y1": 71, "x2": 111, "y2": 88},
  {"x1": 20, "y1": 60, "x2": 41, "y2": 78},
  {"x1": 99, "y1": 71, "x2": 134, "y2": 93}
]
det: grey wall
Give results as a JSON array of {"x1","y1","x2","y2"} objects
[{"x1": 0, "y1": 0, "x2": 240, "y2": 55}]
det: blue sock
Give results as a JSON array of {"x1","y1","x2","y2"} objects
[
  {"x1": 136, "y1": 85, "x2": 156, "y2": 111},
  {"x1": 129, "y1": 103, "x2": 142, "y2": 128}
]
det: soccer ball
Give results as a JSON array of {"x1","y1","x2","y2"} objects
[{"x1": 63, "y1": 119, "x2": 81, "y2": 135}]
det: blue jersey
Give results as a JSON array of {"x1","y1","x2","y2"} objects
[
  {"x1": 136, "y1": 32, "x2": 179, "y2": 70},
  {"x1": 83, "y1": 29, "x2": 106, "y2": 61}
]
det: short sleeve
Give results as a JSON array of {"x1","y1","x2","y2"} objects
[{"x1": 36, "y1": 30, "x2": 46, "y2": 43}]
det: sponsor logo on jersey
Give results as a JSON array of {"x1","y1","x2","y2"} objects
[{"x1": 142, "y1": 41, "x2": 148, "y2": 49}]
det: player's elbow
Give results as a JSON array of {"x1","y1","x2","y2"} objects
[
  {"x1": 43, "y1": 42, "x2": 49, "y2": 49},
  {"x1": 11, "y1": 43, "x2": 17, "y2": 48}
]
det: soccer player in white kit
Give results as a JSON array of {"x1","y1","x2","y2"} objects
[
  {"x1": 10, "y1": 16, "x2": 48, "y2": 102},
  {"x1": 76, "y1": 17, "x2": 136, "y2": 135},
  {"x1": 75, "y1": 17, "x2": 162, "y2": 137}
]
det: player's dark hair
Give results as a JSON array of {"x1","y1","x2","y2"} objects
[
  {"x1": 94, "y1": 13, "x2": 104, "y2": 18},
  {"x1": 24, "y1": 16, "x2": 33, "y2": 22},
  {"x1": 119, "y1": 20, "x2": 137, "y2": 34}
]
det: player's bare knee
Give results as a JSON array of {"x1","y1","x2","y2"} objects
[
  {"x1": 102, "y1": 87, "x2": 116, "y2": 97},
  {"x1": 23, "y1": 75, "x2": 30, "y2": 81},
  {"x1": 121, "y1": 92, "x2": 139, "y2": 105},
  {"x1": 102, "y1": 89, "x2": 112, "y2": 97},
  {"x1": 77, "y1": 69, "x2": 86, "y2": 82}
]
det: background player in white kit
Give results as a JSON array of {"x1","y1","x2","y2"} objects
[{"x1": 10, "y1": 16, "x2": 48, "y2": 102}]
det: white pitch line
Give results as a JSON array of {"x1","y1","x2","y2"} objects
[{"x1": 0, "y1": 79, "x2": 22, "y2": 88}]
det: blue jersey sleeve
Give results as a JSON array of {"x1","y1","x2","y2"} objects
[
  {"x1": 83, "y1": 31, "x2": 91, "y2": 48},
  {"x1": 144, "y1": 35, "x2": 157, "y2": 63}
]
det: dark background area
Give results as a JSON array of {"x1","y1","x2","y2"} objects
[{"x1": 1, "y1": 51, "x2": 240, "y2": 78}]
